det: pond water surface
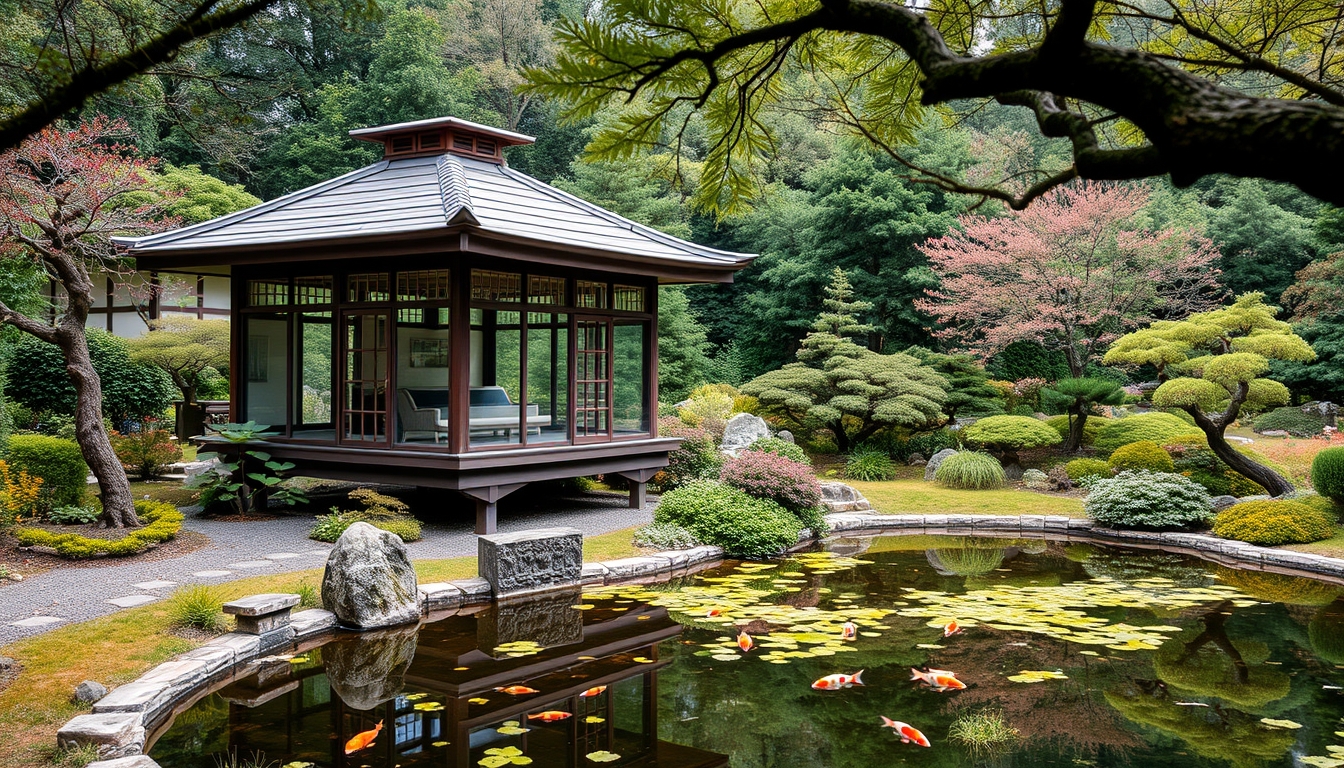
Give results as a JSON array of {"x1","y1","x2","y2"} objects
[{"x1": 151, "y1": 535, "x2": 1344, "y2": 768}]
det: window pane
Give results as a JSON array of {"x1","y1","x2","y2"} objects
[
  {"x1": 471, "y1": 270, "x2": 521, "y2": 302},
  {"x1": 247, "y1": 279, "x2": 288, "y2": 307},
  {"x1": 576, "y1": 280, "x2": 607, "y2": 309},
  {"x1": 395, "y1": 307, "x2": 450, "y2": 445},
  {"x1": 398, "y1": 270, "x2": 450, "y2": 302},
  {"x1": 243, "y1": 313, "x2": 288, "y2": 429},
  {"x1": 528, "y1": 275, "x2": 565, "y2": 305},
  {"x1": 527, "y1": 313, "x2": 567, "y2": 445},
  {"x1": 347, "y1": 273, "x2": 390, "y2": 302},
  {"x1": 614, "y1": 285, "x2": 645, "y2": 312},
  {"x1": 613, "y1": 322, "x2": 648, "y2": 434},
  {"x1": 470, "y1": 309, "x2": 522, "y2": 448},
  {"x1": 294, "y1": 312, "x2": 333, "y2": 437},
  {"x1": 295, "y1": 276, "x2": 333, "y2": 305}
]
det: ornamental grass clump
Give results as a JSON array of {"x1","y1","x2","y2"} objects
[
  {"x1": 935, "y1": 451, "x2": 1006, "y2": 490},
  {"x1": 1107, "y1": 440, "x2": 1175, "y2": 473},
  {"x1": 166, "y1": 584, "x2": 227, "y2": 632},
  {"x1": 654, "y1": 480, "x2": 801, "y2": 557},
  {"x1": 1085, "y1": 470, "x2": 1213, "y2": 529},
  {"x1": 1212, "y1": 500, "x2": 1336, "y2": 545},
  {"x1": 949, "y1": 709, "x2": 1019, "y2": 755},
  {"x1": 1311, "y1": 447, "x2": 1344, "y2": 504},
  {"x1": 844, "y1": 447, "x2": 896, "y2": 481}
]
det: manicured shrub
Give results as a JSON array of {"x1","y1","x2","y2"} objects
[
  {"x1": 5, "y1": 435, "x2": 88, "y2": 508},
  {"x1": 309, "y1": 512, "x2": 352, "y2": 542},
  {"x1": 744, "y1": 436, "x2": 809, "y2": 465},
  {"x1": 1021, "y1": 468, "x2": 1050, "y2": 490},
  {"x1": 1045, "y1": 415, "x2": 1111, "y2": 446},
  {"x1": 1253, "y1": 406, "x2": 1325, "y2": 437},
  {"x1": 844, "y1": 448, "x2": 896, "y2": 481},
  {"x1": 1312, "y1": 447, "x2": 1344, "y2": 503},
  {"x1": 633, "y1": 522, "x2": 700, "y2": 550},
  {"x1": 1066, "y1": 458, "x2": 1113, "y2": 482},
  {"x1": 655, "y1": 419, "x2": 722, "y2": 491},
  {"x1": 935, "y1": 451, "x2": 1006, "y2": 490},
  {"x1": 166, "y1": 584, "x2": 227, "y2": 632},
  {"x1": 720, "y1": 451, "x2": 821, "y2": 512},
  {"x1": 111, "y1": 427, "x2": 182, "y2": 479},
  {"x1": 1297, "y1": 493, "x2": 1342, "y2": 520},
  {"x1": 1213, "y1": 500, "x2": 1336, "y2": 545},
  {"x1": 5, "y1": 330, "x2": 176, "y2": 423},
  {"x1": 961, "y1": 415, "x2": 1061, "y2": 456},
  {"x1": 1093, "y1": 412, "x2": 1192, "y2": 455},
  {"x1": 1085, "y1": 470, "x2": 1213, "y2": 529},
  {"x1": 14, "y1": 499, "x2": 182, "y2": 557},
  {"x1": 1108, "y1": 441, "x2": 1175, "y2": 474},
  {"x1": 308, "y1": 489, "x2": 422, "y2": 542},
  {"x1": 654, "y1": 480, "x2": 802, "y2": 557},
  {"x1": 373, "y1": 517, "x2": 423, "y2": 542}
]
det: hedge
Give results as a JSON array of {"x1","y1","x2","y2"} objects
[
  {"x1": 6, "y1": 434, "x2": 88, "y2": 507},
  {"x1": 1212, "y1": 499, "x2": 1336, "y2": 545},
  {"x1": 15, "y1": 500, "x2": 183, "y2": 558}
]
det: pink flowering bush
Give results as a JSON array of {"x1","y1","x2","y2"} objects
[
  {"x1": 720, "y1": 451, "x2": 821, "y2": 513},
  {"x1": 654, "y1": 417, "x2": 721, "y2": 491}
]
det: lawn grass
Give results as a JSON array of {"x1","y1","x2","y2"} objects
[
  {"x1": 846, "y1": 479, "x2": 1086, "y2": 518},
  {"x1": 0, "y1": 526, "x2": 640, "y2": 768},
  {"x1": 1285, "y1": 527, "x2": 1344, "y2": 560}
]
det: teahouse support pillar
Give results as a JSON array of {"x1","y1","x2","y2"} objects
[
  {"x1": 459, "y1": 483, "x2": 527, "y2": 534},
  {"x1": 617, "y1": 469, "x2": 660, "y2": 509}
]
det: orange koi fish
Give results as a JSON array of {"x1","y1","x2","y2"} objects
[
  {"x1": 705, "y1": 609, "x2": 722, "y2": 618},
  {"x1": 811, "y1": 670, "x2": 865, "y2": 690},
  {"x1": 910, "y1": 668, "x2": 966, "y2": 692},
  {"x1": 881, "y1": 717, "x2": 931, "y2": 747},
  {"x1": 344, "y1": 720, "x2": 383, "y2": 755},
  {"x1": 737, "y1": 630, "x2": 754, "y2": 653},
  {"x1": 495, "y1": 685, "x2": 540, "y2": 696},
  {"x1": 579, "y1": 686, "x2": 608, "y2": 698},
  {"x1": 527, "y1": 711, "x2": 573, "y2": 723},
  {"x1": 943, "y1": 621, "x2": 962, "y2": 637},
  {"x1": 841, "y1": 621, "x2": 858, "y2": 640}
]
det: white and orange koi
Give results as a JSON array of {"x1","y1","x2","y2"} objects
[
  {"x1": 943, "y1": 620, "x2": 963, "y2": 637},
  {"x1": 737, "y1": 630, "x2": 754, "y2": 653},
  {"x1": 881, "y1": 717, "x2": 931, "y2": 747},
  {"x1": 840, "y1": 621, "x2": 858, "y2": 640},
  {"x1": 910, "y1": 668, "x2": 966, "y2": 692},
  {"x1": 579, "y1": 686, "x2": 608, "y2": 698},
  {"x1": 811, "y1": 670, "x2": 864, "y2": 691}
]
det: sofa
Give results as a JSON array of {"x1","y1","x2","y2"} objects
[{"x1": 397, "y1": 386, "x2": 552, "y2": 442}]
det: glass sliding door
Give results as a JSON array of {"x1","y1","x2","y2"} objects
[
  {"x1": 340, "y1": 310, "x2": 390, "y2": 444},
  {"x1": 293, "y1": 311, "x2": 334, "y2": 439},
  {"x1": 575, "y1": 316, "x2": 612, "y2": 442}
]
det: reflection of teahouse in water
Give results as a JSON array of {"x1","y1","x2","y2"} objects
[{"x1": 171, "y1": 590, "x2": 726, "y2": 768}]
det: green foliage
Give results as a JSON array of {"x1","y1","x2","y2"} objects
[
  {"x1": 126, "y1": 318, "x2": 231, "y2": 404},
  {"x1": 165, "y1": 584, "x2": 227, "y2": 632},
  {"x1": 191, "y1": 428, "x2": 308, "y2": 513},
  {"x1": 4, "y1": 330, "x2": 176, "y2": 423},
  {"x1": 310, "y1": 488, "x2": 422, "y2": 542},
  {"x1": 308, "y1": 512, "x2": 352, "y2": 543},
  {"x1": 1108, "y1": 441, "x2": 1175, "y2": 474},
  {"x1": 656, "y1": 287, "x2": 711, "y2": 402},
  {"x1": 5, "y1": 434, "x2": 88, "y2": 507},
  {"x1": 844, "y1": 448, "x2": 896, "y2": 482},
  {"x1": 987, "y1": 342, "x2": 1074, "y2": 382},
  {"x1": 1311, "y1": 447, "x2": 1344, "y2": 503},
  {"x1": 14, "y1": 500, "x2": 182, "y2": 558},
  {"x1": 633, "y1": 522, "x2": 700, "y2": 550},
  {"x1": 46, "y1": 505, "x2": 98, "y2": 525},
  {"x1": 111, "y1": 428, "x2": 182, "y2": 479},
  {"x1": 720, "y1": 451, "x2": 821, "y2": 513},
  {"x1": 1252, "y1": 406, "x2": 1325, "y2": 436},
  {"x1": 1309, "y1": 603, "x2": 1344, "y2": 665},
  {"x1": 1093, "y1": 412, "x2": 1193, "y2": 455},
  {"x1": 1045, "y1": 415, "x2": 1111, "y2": 445},
  {"x1": 1206, "y1": 178, "x2": 1318, "y2": 302},
  {"x1": 1213, "y1": 500, "x2": 1336, "y2": 545},
  {"x1": 961, "y1": 415, "x2": 1060, "y2": 452},
  {"x1": 1066, "y1": 458, "x2": 1114, "y2": 482},
  {"x1": 742, "y1": 270, "x2": 946, "y2": 451},
  {"x1": 373, "y1": 517, "x2": 423, "y2": 543},
  {"x1": 1041, "y1": 377, "x2": 1125, "y2": 416},
  {"x1": 744, "y1": 436, "x2": 809, "y2": 465},
  {"x1": 1085, "y1": 471, "x2": 1214, "y2": 529},
  {"x1": 905, "y1": 346, "x2": 1003, "y2": 419},
  {"x1": 141, "y1": 165, "x2": 260, "y2": 224},
  {"x1": 655, "y1": 420, "x2": 723, "y2": 491},
  {"x1": 653, "y1": 481, "x2": 802, "y2": 557},
  {"x1": 949, "y1": 709, "x2": 1019, "y2": 754},
  {"x1": 1214, "y1": 566, "x2": 1342, "y2": 606},
  {"x1": 935, "y1": 451, "x2": 1007, "y2": 490}
]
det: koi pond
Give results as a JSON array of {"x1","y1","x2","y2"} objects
[{"x1": 150, "y1": 535, "x2": 1344, "y2": 768}]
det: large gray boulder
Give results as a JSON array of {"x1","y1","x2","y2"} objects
[
  {"x1": 819, "y1": 482, "x2": 872, "y2": 513},
  {"x1": 322, "y1": 522, "x2": 420, "y2": 630},
  {"x1": 719, "y1": 413, "x2": 772, "y2": 455},
  {"x1": 324, "y1": 623, "x2": 417, "y2": 710},
  {"x1": 924, "y1": 448, "x2": 958, "y2": 481}
]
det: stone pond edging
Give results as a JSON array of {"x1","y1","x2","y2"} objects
[
  {"x1": 72, "y1": 544, "x2": 728, "y2": 766},
  {"x1": 823, "y1": 511, "x2": 1344, "y2": 586}
]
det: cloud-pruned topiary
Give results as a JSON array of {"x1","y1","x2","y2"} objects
[
  {"x1": 1311, "y1": 447, "x2": 1344, "y2": 504},
  {"x1": 1066, "y1": 458, "x2": 1113, "y2": 482},
  {"x1": 935, "y1": 451, "x2": 1007, "y2": 490},
  {"x1": 1108, "y1": 440, "x2": 1175, "y2": 474},
  {"x1": 654, "y1": 480, "x2": 802, "y2": 557},
  {"x1": 1045, "y1": 415, "x2": 1111, "y2": 446},
  {"x1": 1085, "y1": 470, "x2": 1213, "y2": 529},
  {"x1": 1213, "y1": 499, "x2": 1336, "y2": 545},
  {"x1": 1093, "y1": 412, "x2": 1192, "y2": 455},
  {"x1": 961, "y1": 415, "x2": 1060, "y2": 464}
]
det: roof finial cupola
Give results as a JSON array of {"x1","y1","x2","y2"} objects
[{"x1": 349, "y1": 115, "x2": 534, "y2": 163}]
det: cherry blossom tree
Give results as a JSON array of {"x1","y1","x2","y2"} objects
[
  {"x1": 0, "y1": 118, "x2": 177, "y2": 528},
  {"x1": 917, "y1": 182, "x2": 1224, "y2": 378}
]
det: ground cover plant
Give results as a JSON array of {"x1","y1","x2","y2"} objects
[
  {"x1": 1085, "y1": 471, "x2": 1213, "y2": 529},
  {"x1": 1213, "y1": 500, "x2": 1336, "y2": 545},
  {"x1": 13, "y1": 500, "x2": 182, "y2": 557}
]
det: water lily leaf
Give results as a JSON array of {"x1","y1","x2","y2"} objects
[
  {"x1": 586, "y1": 752, "x2": 621, "y2": 763},
  {"x1": 282, "y1": 763, "x2": 314, "y2": 768},
  {"x1": 479, "y1": 757, "x2": 511, "y2": 768},
  {"x1": 1301, "y1": 758, "x2": 1344, "y2": 768},
  {"x1": 486, "y1": 747, "x2": 524, "y2": 757},
  {"x1": 571, "y1": 604, "x2": 595, "y2": 610},
  {"x1": 469, "y1": 697, "x2": 490, "y2": 705},
  {"x1": 287, "y1": 657, "x2": 309, "y2": 665},
  {"x1": 632, "y1": 656, "x2": 654, "y2": 663},
  {"x1": 916, "y1": 644, "x2": 945, "y2": 650},
  {"x1": 1007, "y1": 670, "x2": 1069, "y2": 683},
  {"x1": 1260, "y1": 718, "x2": 1303, "y2": 729},
  {"x1": 405, "y1": 693, "x2": 428, "y2": 701},
  {"x1": 585, "y1": 716, "x2": 606, "y2": 723},
  {"x1": 710, "y1": 654, "x2": 741, "y2": 661},
  {"x1": 414, "y1": 702, "x2": 445, "y2": 712},
  {"x1": 432, "y1": 742, "x2": 450, "y2": 747}
]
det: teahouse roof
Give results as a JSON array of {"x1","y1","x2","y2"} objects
[{"x1": 117, "y1": 116, "x2": 755, "y2": 282}]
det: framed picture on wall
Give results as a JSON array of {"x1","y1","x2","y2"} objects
[
  {"x1": 247, "y1": 335, "x2": 268, "y2": 382},
  {"x1": 410, "y1": 337, "x2": 450, "y2": 368}
]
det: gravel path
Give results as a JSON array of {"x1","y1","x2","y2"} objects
[{"x1": 0, "y1": 493, "x2": 653, "y2": 645}]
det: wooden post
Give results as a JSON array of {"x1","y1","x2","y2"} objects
[
  {"x1": 628, "y1": 481, "x2": 647, "y2": 510},
  {"x1": 475, "y1": 498, "x2": 497, "y2": 535}
]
